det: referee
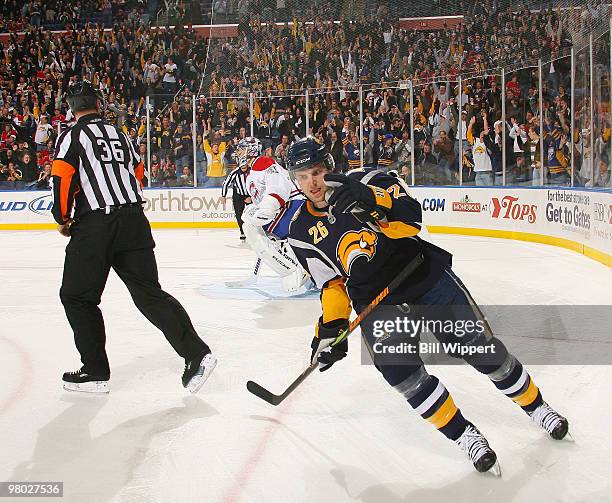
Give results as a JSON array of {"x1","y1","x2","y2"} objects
[
  {"x1": 221, "y1": 162, "x2": 251, "y2": 240},
  {"x1": 51, "y1": 80, "x2": 216, "y2": 394}
]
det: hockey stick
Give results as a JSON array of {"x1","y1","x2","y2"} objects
[
  {"x1": 225, "y1": 258, "x2": 262, "y2": 288},
  {"x1": 246, "y1": 252, "x2": 424, "y2": 406}
]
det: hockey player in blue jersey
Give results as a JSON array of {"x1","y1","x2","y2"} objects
[{"x1": 285, "y1": 137, "x2": 569, "y2": 474}]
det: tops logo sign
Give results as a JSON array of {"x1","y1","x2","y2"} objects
[
  {"x1": 0, "y1": 194, "x2": 53, "y2": 215},
  {"x1": 491, "y1": 195, "x2": 537, "y2": 223}
]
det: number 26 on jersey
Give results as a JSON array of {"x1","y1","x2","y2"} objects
[{"x1": 308, "y1": 221, "x2": 329, "y2": 244}]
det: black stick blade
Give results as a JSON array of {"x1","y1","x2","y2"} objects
[
  {"x1": 246, "y1": 380, "x2": 283, "y2": 406},
  {"x1": 247, "y1": 364, "x2": 318, "y2": 406}
]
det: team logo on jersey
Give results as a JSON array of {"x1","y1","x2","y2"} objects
[
  {"x1": 336, "y1": 229, "x2": 378, "y2": 275},
  {"x1": 249, "y1": 181, "x2": 259, "y2": 200}
]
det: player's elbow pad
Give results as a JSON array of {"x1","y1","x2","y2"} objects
[{"x1": 258, "y1": 194, "x2": 282, "y2": 218}]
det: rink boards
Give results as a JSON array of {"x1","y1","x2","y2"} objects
[{"x1": 0, "y1": 186, "x2": 610, "y2": 266}]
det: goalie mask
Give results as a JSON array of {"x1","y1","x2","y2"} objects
[{"x1": 235, "y1": 137, "x2": 263, "y2": 168}]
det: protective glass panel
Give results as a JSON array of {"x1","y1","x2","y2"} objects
[
  {"x1": 357, "y1": 84, "x2": 407, "y2": 175},
  {"x1": 253, "y1": 91, "x2": 307, "y2": 169},
  {"x1": 194, "y1": 95, "x2": 251, "y2": 187},
  {"x1": 542, "y1": 54, "x2": 573, "y2": 187},
  {"x1": 412, "y1": 80, "x2": 458, "y2": 186},
  {"x1": 458, "y1": 73, "x2": 503, "y2": 187},
  {"x1": 147, "y1": 90, "x2": 195, "y2": 188},
  {"x1": 503, "y1": 66, "x2": 540, "y2": 186},
  {"x1": 592, "y1": 29, "x2": 611, "y2": 188},
  {"x1": 573, "y1": 42, "x2": 592, "y2": 187}
]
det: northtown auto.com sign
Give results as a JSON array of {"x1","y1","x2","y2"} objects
[
  {"x1": 142, "y1": 189, "x2": 236, "y2": 221},
  {"x1": 143, "y1": 191, "x2": 230, "y2": 212}
]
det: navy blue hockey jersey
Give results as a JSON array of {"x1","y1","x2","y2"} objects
[{"x1": 288, "y1": 170, "x2": 452, "y2": 319}]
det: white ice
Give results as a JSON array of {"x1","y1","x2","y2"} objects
[{"x1": 1, "y1": 229, "x2": 611, "y2": 503}]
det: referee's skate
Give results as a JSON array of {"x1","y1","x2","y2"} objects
[{"x1": 182, "y1": 352, "x2": 217, "y2": 393}]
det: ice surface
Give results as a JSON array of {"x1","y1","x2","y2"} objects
[{"x1": 0, "y1": 229, "x2": 611, "y2": 503}]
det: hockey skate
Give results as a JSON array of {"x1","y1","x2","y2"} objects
[
  {"x1": 62, "y1": 368, "x2": 110, "y2": 394},
  {"x1": 455, "y1": 424, "x2": 501, "y2": 476},
  {"x1": 182, "y1": 352, "x2": 217, "y2": 394},
  {"x1": 528, "y1": 402, "x2": 570, "y2": 440}
]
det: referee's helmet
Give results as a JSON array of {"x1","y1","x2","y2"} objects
[{"x1": 65, "y1": 80, "x2": 105, "y2": 113}]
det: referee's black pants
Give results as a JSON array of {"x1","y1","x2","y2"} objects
[
  {"x1": 232, "y1": 193, "x2": 249, "y2": 234},
  {"x1": 59, "y1": 205, "x2": 210, "y2": 376}
]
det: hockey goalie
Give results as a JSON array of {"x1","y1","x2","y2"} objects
[{"x1": 232, "y1": 137, "x2": 310, "y2": 292}]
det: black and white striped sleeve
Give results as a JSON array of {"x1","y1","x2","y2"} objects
[
  {"x1": 51, "y1": 128, "x2": 80, "y2": 224},
  {"x1": 221, "y1": 167, "x2": 240, "y2": 197}
]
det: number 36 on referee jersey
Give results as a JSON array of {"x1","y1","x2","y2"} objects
[{"x1": 96, "y1": 138, "x2": 125, "y2": 163}]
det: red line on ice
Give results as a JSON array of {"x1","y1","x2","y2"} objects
[
  {"x1": 0, "y1": 336, "x2": 33, "y2": 415},
  {"x1": 219, "y1": 393, "x2": 298, "y2": 503}
]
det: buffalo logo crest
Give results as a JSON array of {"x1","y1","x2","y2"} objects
[{"x1": 337, "y1": 229, "x2": 378, "y2": 275}]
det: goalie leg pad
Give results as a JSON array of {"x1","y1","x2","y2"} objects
[
  {"x1": 243, "y1": 222, "x2": 300, "y2": 277},
  {"x1": 281, "y1": 265, "x2": 310, "y2": 292}
]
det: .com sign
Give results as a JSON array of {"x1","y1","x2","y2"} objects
[
  {"x1": 0, "y1": 194, "x2": 53, "y2": 215},
  {"x1": 421, "y1": 198, "x2": 446, "y2": 212}
]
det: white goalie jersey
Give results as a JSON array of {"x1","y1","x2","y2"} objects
[
  {"x1": 245, "y1": 156, "x2": 303, "y2": 212},
  {"x1": 241, "y1": 155, "x2": 309, "y2": 293}
]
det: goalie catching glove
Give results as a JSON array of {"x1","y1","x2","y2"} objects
[
  {"x1": 311, "y1": 318, "x2": 349, "y2": 372},
  {"x1": 324, "y1": 173, "x2": 393, "y2": 224}
]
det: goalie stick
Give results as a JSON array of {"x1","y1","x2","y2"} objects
[
  {"x1": 247, "y1": 252, "x2": 425, "y2": 406},
  {"x1": 225, "y1": 258, "x2": 262, "y2": 288}
]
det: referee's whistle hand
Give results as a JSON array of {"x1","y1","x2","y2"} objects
[{"x1": 58, "y1": 219, "x2": 73, "y2": 237}]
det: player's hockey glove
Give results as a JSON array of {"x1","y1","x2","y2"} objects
[
  {"x1": 311, "y1": 318, "x2": 349, "y2": 372},
  {"x1": 324, "y1": 173, "x2": 392, "y2": 224}
]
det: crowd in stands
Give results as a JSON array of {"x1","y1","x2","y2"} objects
[
  {"x1": 0, "y1": 0, "x2": 151, "y2": 32},
  {"x1": 206, "y1": 5, "x2": 576, "y2": 94},
  {"x1": 0, "y1": 1, "x2": 610, "y2": 189}
]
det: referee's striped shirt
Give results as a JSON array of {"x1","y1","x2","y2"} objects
[
  {"x1": 51, "y1": 113, "x2": 145, "y2": 224},
  {"x1": 221, "y1": 167, "x2": 249, "y2": 197}
]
